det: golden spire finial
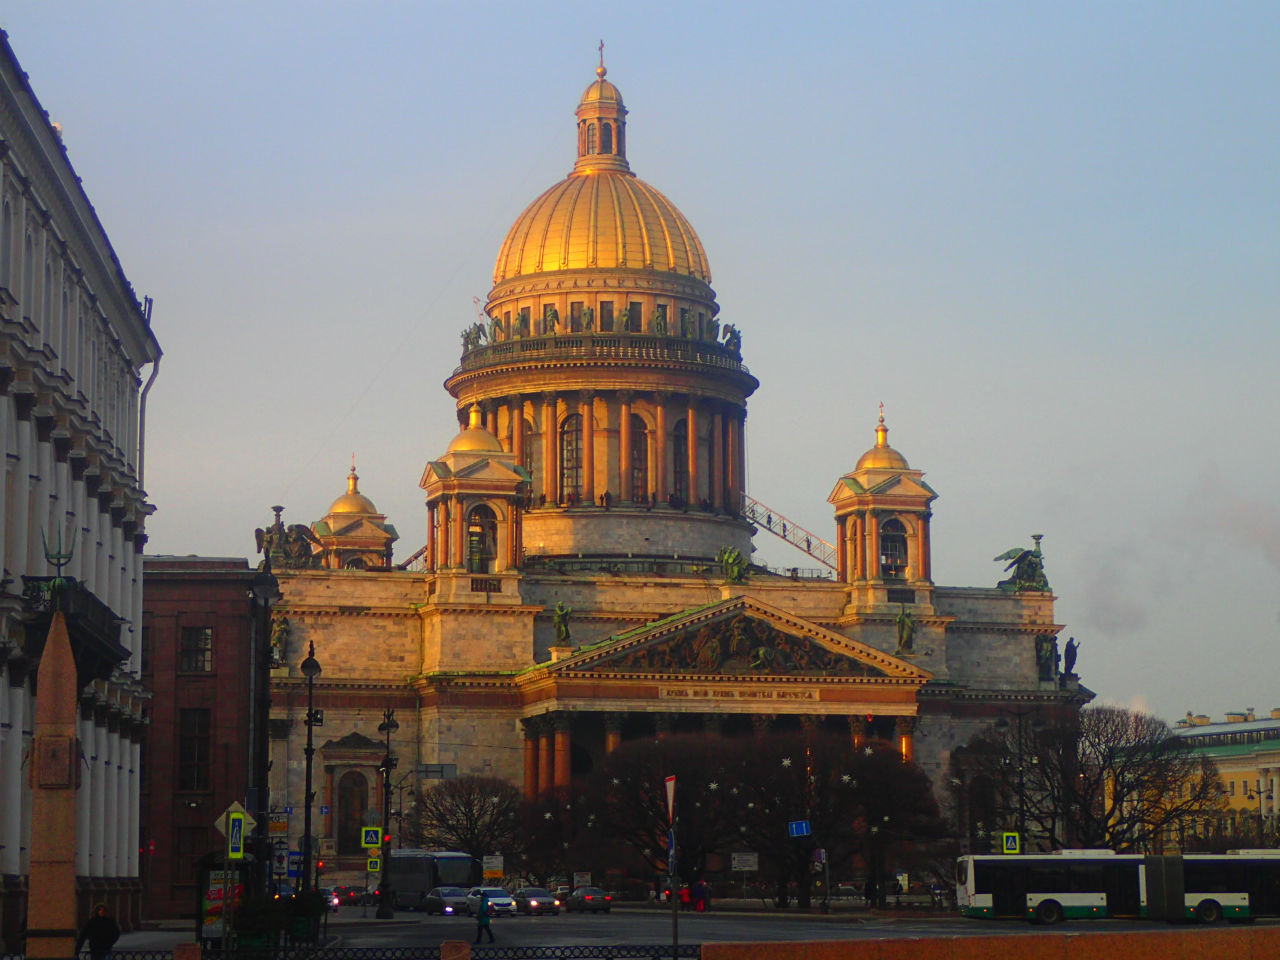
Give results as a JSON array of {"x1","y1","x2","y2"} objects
[
  {"x1": 347, "y1": 456, "x2": 360, "y2": 495},
  {"x1": 468, "y1": 403, "x2": 484, "y2": 430},
  {"x1": 597, "y1": 39, "x2": 606, "y2": 79},
  {"x1": 875, "y1": 403, "x2": 889, "y2": 448}
]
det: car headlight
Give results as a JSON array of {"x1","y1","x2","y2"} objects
[
  {"x1": 554, "y1": 899, "x2": 561, "y2": 906},
  {"x1": 529, "y1": 899, "x2": 538, "y2": 907},
  {"x1": 444, "y1": 906, "x2": 453, "y2": 914}
]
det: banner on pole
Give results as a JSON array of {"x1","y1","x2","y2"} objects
[{"x1": 665, "y1": 775, "x2": 676, "y2": 824}]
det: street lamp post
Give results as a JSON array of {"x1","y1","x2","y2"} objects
[
  {"x1": 300, "y1": 642, "x2": 322, "y2": 900},
  {"x1": 996, "y1": 707, "x2": 1043, "y2": 848},
  {"x1": 249, "y1": 565, "x2": 280, "y2": 896},
  {"x1": 376, "y1": 708, "x2": 399, "y2": 918},
  {"x1": 1246, "y1": 781, "x2": 1274, "y2": 844}
]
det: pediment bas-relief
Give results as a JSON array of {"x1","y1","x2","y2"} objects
[{"x1": 589, "y1": 613, "x2": 885, "y2": 678}]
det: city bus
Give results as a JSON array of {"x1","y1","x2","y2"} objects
[
  {"x1": 378, "y1": 849, "x2": 481, "y2": 910},
  {"x1": 956, "y1": 850, "x2": 1280, "y2": 924}
]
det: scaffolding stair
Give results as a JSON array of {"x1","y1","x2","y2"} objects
[{"x1": 741, "y1": 495, "x2": 837, "y2": 570}]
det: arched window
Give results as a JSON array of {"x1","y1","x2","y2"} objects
[
  {"x1": 672, "y1": 419, "x2": 688, "y2": 504},
  {"x1": 601, "y1": 122, "x2": 613, "y2": 154},
  {"x1": 630, "y1": 414, "x2": 649, "y2": 500},
  {"x1": 880, "y1": 518, "x2": 908, "y2": 579},
  {"x1": 466, "y1": 504, "x2": 498, "y2": 573},
  {"x1": 336, "y1": 770, "x2": 370, "y2": 855},
  {"x1": 586, "y1": 123, "x2": 598, "y2": 154},
  {"x1": 560, "y1": 414, "x2": 583, "y2": 502},
  {"x1": 343, "y1": 556, "x2": 368, "y2": 570}
]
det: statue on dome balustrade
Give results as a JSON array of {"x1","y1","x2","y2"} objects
[
  {"x1": 707, "y1": 315, "x2": 720, "y2": 342},
  {"x1": 461, "y1": 322, "x2": 487, "y2": 352},
  {"x1": 489, "y1": 314, "x2": 504, "y2": 342},
  {"x1": 653, "y1": 310, "x2": 667, "y2": 335},
  {"x1": 722, "y1": 324, "x2": 741, "y2": 353},
  {"x1": 543, "y1": 306, "x2": 559, "y2": 335},
  {"x1": 582, "y1": 307, "x2": 594, "y2": 332}
]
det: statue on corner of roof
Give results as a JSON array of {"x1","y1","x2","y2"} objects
[
  {"x1": 553, "y1": 600, "x2": 572, "y2": 645},
  {"x1": 993, "y1": 534, "x2": 1050, "y2": 592}
]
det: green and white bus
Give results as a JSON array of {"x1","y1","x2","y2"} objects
[{"x1": 956, "y1": 849, "x2": 1280, "y2": 924}]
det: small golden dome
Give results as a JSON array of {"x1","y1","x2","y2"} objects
[
  {"x1": 580, "y1": 76, "x2": 623, "y2": 106},
  {"x1": 855, "y1": 409, "x2": 909, "y2": 471},
  {"x1": 328, "y1": 464, "x2": 379, "y2": 515},
  {"x1": 447, "y1": 404, "x2": 503, "y2": 454}
]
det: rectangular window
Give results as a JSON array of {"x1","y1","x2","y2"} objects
[
  {"x1": 570, "y1": 301, "x2": 583, "y2": 332},
  {"x1": 599, "y1": 301, "x2": 614, "y2": 332},
  {"x1": 1228, "y1": 781, "x2": 1236, "y2": 796},
  {"x1": 179, "y1": 626, "x2": 213, "y2": 672},
  {"x1": 175, "y1": 826, "x2": 206, "y2": 884},
  {"x1": 627, "y1": 302, "x2": 642, "y2": 333},
  {"x1": 177, "y1": 708, "x2": 211, "y2": 791}
]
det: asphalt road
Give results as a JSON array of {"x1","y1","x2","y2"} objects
[{"x1": 119, "y1": 905, "x2": 1228, "y2": 949}]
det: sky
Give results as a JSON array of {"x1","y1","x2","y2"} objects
[{"x1": 3, "y1": 2, "x2": 1276, "y2": 725}]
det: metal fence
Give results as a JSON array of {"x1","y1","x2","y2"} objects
[{"x1": 4, "y1": 945, "x2": 698, "y2": 960}]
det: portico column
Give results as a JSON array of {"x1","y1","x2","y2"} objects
[
  {"x1": 510, "y1": 396, "x2": 524, "y2": 464},
  {"x1": 897, "y1": 716, "x2": 916, "y2": 763},
  {"x1": 522, "y1": 721, "x2": 539, "y2": 800},
  {"x1": 581, "y1": 391, "x2": 595, "y2": 504},
  {"x1": 711, "y1": 408, "x2": 724, "y2": 510},
  {"x1": 850, "y1": 716, "x2": 866, "y2": 750},
  {"x1": 686, "y1": 398, "x2": 699, "y2": 505},
  {"x1": 750, "y1": 714, "x2": 771, "y2": 738},
  {"x1": 541, "y1": 393, "x2": 558, "y2": 505},
  {"x1": 836, "y1": 516, "x2": 848, "y2": 582},
  {"x1": 426, "y1": 503, "x2": 436, "y2": 572},
  {"x1": 452, "y1": 497, "x2": 466, "y2": 568},
  {"x1": 853, "y1": 516, "x2": 865, "y2": 580},
  {"x1": 619, "y1": 393, "x2": 633, "y2": 502},
  {"x1": 735, "y1": 412, "x2": 747, "y2": 507},
  {"x1": 538, "y1": 721, "x2": 554, "y2": 796},
  {"x1": 486, "y1": 402, "x2": 498, "y2": 437},
  {"x1": 504, "y1": 502, "x2": 517, "y2": 571},
  {"x1": 654, "y1": 393, "x2": 668, "y2": 501},
  {"x1": 604, "y1": 714, "x2": 623, "y2": 754},
  {"x1": 553, "y1": 715, "x2": 571, "y2": 789}
]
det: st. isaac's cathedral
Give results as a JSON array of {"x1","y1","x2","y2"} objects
[{"x1": 264, "y1": 63, "x2": 1090, "y2": 866}]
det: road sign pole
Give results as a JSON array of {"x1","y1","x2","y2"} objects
[{"x1": 665, "y1": 774, "x2": 677, "y2": 960}]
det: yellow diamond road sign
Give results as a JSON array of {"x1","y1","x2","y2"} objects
[
  {"x1": 361, "y1": 826, "x2": 382, "y2": 849},
  {"x1": 367, "y1": 857, "x2": 381, "y2": 873},
  {"x1": 215, "y1": 801, "x2": 256, "y2": 838}
]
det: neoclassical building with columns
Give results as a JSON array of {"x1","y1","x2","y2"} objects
[
  {"x1": 0, "y1": 32, "x2": 162, "y2": 943},
  {"x1": 266, "y1": 63, "x2": 1088, "y2": 876}
]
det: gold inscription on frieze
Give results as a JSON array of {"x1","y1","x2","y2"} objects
[{"x1": 657, "y1": 688, "x2": 817, "y2": 701}]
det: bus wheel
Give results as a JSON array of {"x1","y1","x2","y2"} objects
[
  {"x1": 1035, "y1": 900, "x2": 1064, "y2": 925},
  {"x1": 1196, "y1": 900, "x2": 1222, "y2": 924}
]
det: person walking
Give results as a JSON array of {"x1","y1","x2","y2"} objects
[
  {"x1": 473, "y1": 890, "x2": 495, "y2": 944},
  {"x1": 76, "y1": 904, "x2": 120, "y2": 960}
]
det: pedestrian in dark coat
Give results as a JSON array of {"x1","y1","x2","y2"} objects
[
  {"x1": 76, "y1": 904, "x2": 120, "y2": 960},
  {"x1": 473, "y1": 891, "x2": 495, "y2": 944}
]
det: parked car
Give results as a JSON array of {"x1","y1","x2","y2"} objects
[
  {"x1": 464, "y1": 886, "x2": 517, "y2": 917},
  {"x1": 564, "y1": 886, "x2": 612, "y2": 913},
  {"x1": 513, "y1": 887, "x2": 560, "y2": 915},
  {"x1": 424, "y1": 886, "x2": 470, "y2": 915},
  {"x1": 318, "y1": 887, "x2": 341, "y2": 912}
]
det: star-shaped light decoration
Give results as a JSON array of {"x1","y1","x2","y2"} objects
[
  {"x1": 611, "y1": 777, "x2": 621, "y2": 786},
  {"x1": 708, "y1": 781, "x2": 720, "y2": 791},
  {"x1": 840, "y1": 774, "x2": 852, "y2": 784},
  {"x1": 781, "y1": 757, "x2": 793, "y2": 768},
  {"x1": 864, "y1": 746, "x2": 874, "y2": 756},
  {"x1": 543, "y1": 811, "x2": 553, "y2": 820}
]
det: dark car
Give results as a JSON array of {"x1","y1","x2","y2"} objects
[
  {"x1": 513, "y1": 887, "x2": 560, "y2": 915},
  {"x1": 423, "y1": 886, "x2": 470, "y2": 915},
  {"x1": 318, "y1": 887, "x2": 341, "y2": 912},
  {"x1": 564, "y1": 886, "x2": 612, "y2": 913},
  {"x1": 331, "y1": 885, "x2": 364, "y2": 906}
]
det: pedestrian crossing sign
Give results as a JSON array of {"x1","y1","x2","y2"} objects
[
  {"x1": 361, "y1": 826, "x2": 382, "y2": 848},
  {"x1": 367, "y1": 857, "x2": 381, "y2": 873},
  {"x1": 1001, "y1": 832, "x2": 1021, "y2": 854}
]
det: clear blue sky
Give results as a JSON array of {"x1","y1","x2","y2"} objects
[{"x1": 5, "y1": 2, "x2": 1277, "y2": 724}]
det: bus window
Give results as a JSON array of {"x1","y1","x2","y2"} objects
[{"x1": 956, "y1": 860, "x2": 968, "y2": 886}]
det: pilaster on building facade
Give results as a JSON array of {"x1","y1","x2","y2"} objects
[{"x1": 0, "y1": 31, "x2": 161, "y2": 946}]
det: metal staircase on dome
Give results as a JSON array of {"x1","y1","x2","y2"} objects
[{"x1": 740, "y1": 495, "x2": 836, "y2": 571}]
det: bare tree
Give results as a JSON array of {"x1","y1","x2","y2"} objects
[
  {"x1": 956, "y1": 706, "x2": 1224, "y2": 852},
  {"x1": 410, "y1": 775, "x2": 524, "y2": 863}
]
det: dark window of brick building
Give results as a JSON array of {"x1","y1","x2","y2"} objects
[
  {"x1": 178, "y1": 708, "x2": 211, "y2": 790},
  {"x1": 175, "y1": 826, "x2": 206, "y2": 884},
  {"x1": 179, "y1": 626, "x2": 213, "y2": 672}
]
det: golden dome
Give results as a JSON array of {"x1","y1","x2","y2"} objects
[
  {"x1": 447, "y1": 404, "x2": 504, "y2": 454},
  {"x1": 855, "y1": 411, "x2": 909, "y2": 472},
  {"x1": 490, "y1": 63, "x2": 711, "y2": 286},
  {"x1": 328, "y1": 464, "x2": 379, "y2": 515}
]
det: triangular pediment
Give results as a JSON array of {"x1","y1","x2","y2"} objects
[
  {"x1": 320, "y1": 731, "x2": 383, "y2": 752},
  {"x1": 551, "y1": 596, "x2": 930, "y2": 682}
]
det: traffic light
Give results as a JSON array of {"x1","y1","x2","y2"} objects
[{"x1": 316, "y1": 859, "x2": 325, "y2": 876}]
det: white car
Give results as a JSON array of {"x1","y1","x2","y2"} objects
[{"x1": 464, "y1": 886, "x2": 516, "y2": 917}]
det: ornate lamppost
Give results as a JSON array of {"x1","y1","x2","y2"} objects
[
  {"x1": 376, "y1": 708, "x2": 399, "y2": 918},
  {"x1": 1246, "y1": 782, "x2": 1275, "y2": 845},
  {"x1": 996, "y1": 707, "x2": 1043, "y2": 848},
  {"x1": 300, "y1": 642, "x2": 322, "y2": 898}
]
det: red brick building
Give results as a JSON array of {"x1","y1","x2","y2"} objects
[{"x1": 141, "y1": 556, "x2": 275, "y2": 919}]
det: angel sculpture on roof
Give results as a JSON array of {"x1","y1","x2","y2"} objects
[{"x1": 993, "y1": 534, "x2": 1050, "y2": 592}]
